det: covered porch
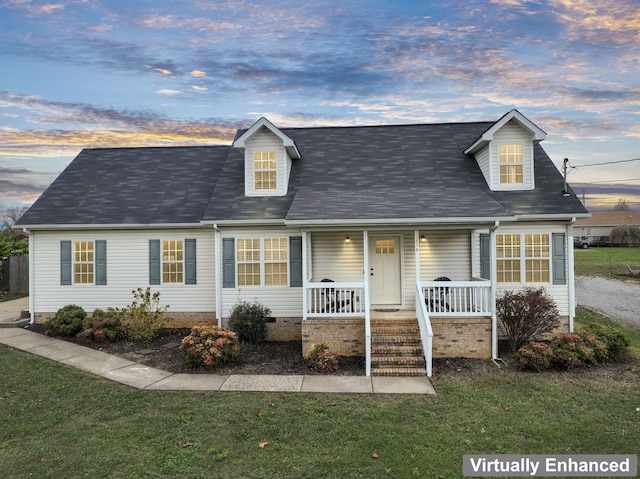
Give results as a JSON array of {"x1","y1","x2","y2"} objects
[{"x1": 300, "y1": 229, "x2": 496, "y2": 377}]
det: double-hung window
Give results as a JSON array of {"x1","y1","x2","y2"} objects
[
  {"x1": 254, "y1": 151, "x2": 277, "y2": 191},
  {"x1": 237, "y1": 237, "x2": 288, "y2": 287},
  {"x1": 73, "y1": 241, "x2": 94, "y2": 284},
  {"x1": 499, "y1": 144, "x2": 523, "y2": 185},
  {"x1": 61, "y1": 240, "x2": 106, "y2": 286},
  {"x1": 162, "y1": 240, "x2": 183, "y2": 284},
  {"x1": 496, "y1": 233, "x2": 550, "y2": 284}
]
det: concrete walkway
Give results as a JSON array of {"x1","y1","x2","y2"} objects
[
  {"x1": 0, "y1": 300, "x2": 435, "y2": 395},
  {"x1": 0, "y1": 295, "x2": 29, "y2": 326}
]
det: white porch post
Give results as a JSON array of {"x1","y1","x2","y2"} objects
[
  {"x1": 568, "y1": 220, "x2": 576, "y2": 332},
  {"x1": 302, "y1": 231, "x2": 309, "y2": 322},
  {"x1": 490, "y1": 224, "x2": 499, "y2": 360},
  {"x1": 363, "y1": 229, "x2": 371, "y2": 376},
  {"x1": 214, "y1": 226, "x2": 222, "y2": 327},
  {"x1": 414, "y1": 230, "x2": 421, "y2": 284}
]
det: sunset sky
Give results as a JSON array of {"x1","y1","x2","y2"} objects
[{"x1": 1, "y1": 0, "x2": 639, "y2": 215}]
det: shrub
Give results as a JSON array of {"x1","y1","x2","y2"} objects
[
  {"x1": 305, "y1": 342, "x2": 340, "y2": 373},
  {"x1": 550, "y1": 333, "x2": 598, "y2": 370},
  {"x1": 180, "y1": 326, "x2": 240, "y2": 368},
  {"x1": 77, "y1": 308, "x2": 124, "y2": 343},
  {"x1": 228, "y1": 300, "x2": 270, "y2": 345},
  {"x1": 579, "y1": 324, "x2": 630, "y2": 359},
  {"x1": 497, "y1": 287, "x2": 560, "y2": 352},
  {"x1": 516, "y1": 342, "x2": 554, "y2": 372},
  {"x1": 45, "y1": 304, "x2": 86, "y2": 337},
  {"x1": 121, "y1": 288, "x2": 170, "y2": 341}
]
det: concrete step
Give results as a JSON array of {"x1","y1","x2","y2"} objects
[{"x1": 371, "y1": 367, "x2": 426, "y2": 377}]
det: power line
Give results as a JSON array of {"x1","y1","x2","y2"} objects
[{"x1": 570, "y1": 158, "x2": 640, "y2": 168}]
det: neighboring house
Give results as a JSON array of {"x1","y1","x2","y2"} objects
[
  {"x1": 574, "y1": 210, "x2": 640, "y2": 245},
  {"x1": 16, "y1": 109, "x2": 588, "y2": 376}
]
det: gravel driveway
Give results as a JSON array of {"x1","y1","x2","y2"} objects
[{"x1": 575, "y1": 275, "x2": 640, "y2": 327}]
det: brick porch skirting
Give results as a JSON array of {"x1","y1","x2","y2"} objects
[
  {"x1": 302, "y1": 318, "x2": 365, "y2": 357},
  {"x1": 430, "y1": 317, "x2": 492, "y2": 358}
]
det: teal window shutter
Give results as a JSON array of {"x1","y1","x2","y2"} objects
[
  {"x1": 60, "y1": 241, "x2": 72, "y2": 285},
  {"x1": 289, "y1": 236, "x2": 303, "y2": 287},
  {"x1": 185, "y1": 239, "x2": 197, "y2": 285},
  {"x1": 552, "y1": 233, "x2": 567, "y2": 285},
  {"x1": 95, "y1": 240, "x2": 107, "y2": 285},
  {"x1": 149, "y1": 240, "x2": 161, "y2": 285},
  {"x1": 222, "y1": 238, "x2": 235, "y2": 288},
  {"x1": 480, "y1": 234, "x2": 491, "y2": 280}
]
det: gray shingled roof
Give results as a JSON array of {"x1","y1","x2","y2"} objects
[{"x1": 17, "y1": 120, "x2": 587, "y2": 227}]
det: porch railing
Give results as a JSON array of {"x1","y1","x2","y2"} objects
[
  {"x1": 305, "y1": 281, "x2": 366, "y2": 318},
  {"x1": 421, "y1": 278, "x2": 491, "y2": 316},
  {"x1": 415, "y1": 283, "x2": 433, "y2": 377}
]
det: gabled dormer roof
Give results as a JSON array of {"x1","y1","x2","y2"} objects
[
  {"x1": 464, "y1": 109, "x2": 547, "y2": 155},
  {"x1": 233, "y1": 117, "x2": 301, "y2": 159}
]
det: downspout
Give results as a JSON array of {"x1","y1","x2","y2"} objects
[
  {"x1": 214, "y1": 224, "x2": 222, "y2": 327},
  {"x1": 490, "y1": 221, "x2": 499, "y2": 362},
  {"x1": 568, "y1": 218, "x2": 576, "y2": 332},
  {"x1": 25, "y1": 228, "x2": 35, "y2": 325}
]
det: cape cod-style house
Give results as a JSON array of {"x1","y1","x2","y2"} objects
[{"x1": 16, "y1": 109, "x2": 589, "y2": 376}]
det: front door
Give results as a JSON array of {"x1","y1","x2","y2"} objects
[{"x1": 369, "y1": 236, "x2": 402, "y2": 305}]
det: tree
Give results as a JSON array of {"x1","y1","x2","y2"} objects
[
  {"x1": 0, "y1": 206, "x2": 30, "y2": 256},
  {"x1": 614, "y1": 198, "x2": 629, "y2": 211}
]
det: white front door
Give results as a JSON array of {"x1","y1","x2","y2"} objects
[{"x1": 369, "y1": 236, "x2": 402, "y2": 305}]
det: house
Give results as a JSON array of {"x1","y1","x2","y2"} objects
[
  {"x1": 16, "y1": 109, "x2": 589, "y2": 376},
  {"x1": 574, "y1": 210, "x2": 640, "y2": 246}
]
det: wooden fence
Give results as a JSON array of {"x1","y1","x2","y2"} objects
[{"x1": 0, "y1": 256, "x2": 29, "y2": 294}]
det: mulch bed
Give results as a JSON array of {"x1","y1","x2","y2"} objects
[{"x1": 29, "y1": 325, "x2": 365, "y2": 376}]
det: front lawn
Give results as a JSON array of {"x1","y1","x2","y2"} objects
[
  {"x1": 1, "y1": 309, "x2": 638, "y2": 479},
  {"x1": 574, "y1": 246, "x2": 640, "y2": 277}
]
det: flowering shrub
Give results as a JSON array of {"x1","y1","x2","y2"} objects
[
  {"x1": 180, "y1": 326, "x2": 240, "y2": 368},
  {"x1": 121, "y1": 288, "x2": 170, "y2": 341},
  {"x1": 45, "y1": 304, "x2": 87, "y2": 337},
  {"x1": 579, "y1": 324, "x2": 629, "y2": 359},
  {"x1": 551, "y1": 333, "x2": 598, "y2": 370},
  {"x1": 77, "y1": 308, "x2": 124, "y2": 343},
  {"x1": 305, "y1": 342, "x2": 340, "y2": 373},
  {"x1": 516, "y1": 342, "x2": 554, "y2": 372}
]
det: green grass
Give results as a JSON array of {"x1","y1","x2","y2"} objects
[
  {"x1": 575, "y1": 307, "x2": 640, "y2": 358},
  {"x1": 2, "y1": 310, "x2": 639, "y2": 479},
  {"x1": 574, "y1": 246, "x2": 640, "y2": 277},
  {"x1": 0, "y1": 292, "x2": 27, "y2": 303}
]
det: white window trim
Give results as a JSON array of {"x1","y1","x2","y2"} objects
[
  {"x1": 161, "y1": 239, "x2": 184, "y2": 285},
  {"x1": 73, "y1": 240, "x2": 95, "y2": 285},
  {"x1": 497, "y1": 232, "x2": 552, "y2": 285}
]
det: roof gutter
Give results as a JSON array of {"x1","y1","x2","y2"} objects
[
  {"x1": 16, "y1": 222, "x2": 208, "y2": 231},
  {"x1": 284, "y1": 215, "x2": 515, "y2": 228}
]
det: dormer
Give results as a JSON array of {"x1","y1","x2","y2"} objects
[
  {"x1": 464, "y1": 109, "x2": 546, "y2": 191},
  {"x1": 233, "y1": 117, "x2": 301, "y2": 197}
]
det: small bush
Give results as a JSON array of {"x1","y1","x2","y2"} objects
[
  {"x1": 516, "y1": 342, "x2": 554, "y2": 372},
  {"x1": 77, "y1": 308, "x2": 124, "y2": 343},
  {"x1": 579, "y1": 324, "x2": 630, "y2": 359},
  {"x1": 228, "y1": 300, "x2": 270, "y2": 345},
  {"x1": 550, "y1": 333, "x2": 598, "y2": 370},
  {"x1": 180, "y1": 326, "x2": 240, "y2": 368},
  {"x1": 121, "y1": 288, "x2": 170, "y2": 341},
  {"x1": 305, "y1": 342, "x2": 340, "y2": 373},
  {"x1": 497, "y1": 287, "x2": 560, "y2": 352},
  {"x1": 45, "y1": 304, "x2": 86, "y2": 337}
]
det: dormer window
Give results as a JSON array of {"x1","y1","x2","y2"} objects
[
  {"x1": 233, "y1": 117, "x2": 301, "y2": 198},
  {"x1": 499, "y1": 144, "x2": 523, "y2": 185},
  {"x1": 254, "y1": 151, "x2": 277, "y2": 191}
]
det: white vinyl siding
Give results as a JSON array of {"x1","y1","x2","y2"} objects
[
  {"x1": 475, "y1": 145, "x2": 491, "y2": 187},
  {"x1": 244, "y1": 129, "x2": 290, "y2": 197},
  {"x1": 32, "y1": 229, "x2": 215, "y2": 314}
]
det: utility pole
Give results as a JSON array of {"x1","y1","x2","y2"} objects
[{"x1": 562, "y1": 158, "x2": 570, "y2": 196}]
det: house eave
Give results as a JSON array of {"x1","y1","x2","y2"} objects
[
  {"x1": 233, "y1": 117, "x2": 301, "y2": 159},
  {"x1": 17, "y1": 222, "x2": 208, "y2": 231},
  {"x1": 284, "y1": 215, "x2": 516, "y2": 228},
  {"x1": 513, "y1": 213, "x2": 591, "y2": 221},
  {"x1": 201, "y1": 219, "x2": 286, "y2": 227}
]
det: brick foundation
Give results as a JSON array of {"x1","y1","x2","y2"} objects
[
  {"x1": 430, "y1": 317, "x2": 492, "y2": 358},
  {"x1": 302, "y1": 318, "x2": 365, "y2": 356},
  {"x1": 219, "y1": 317, "x2": 302, "y2": 341}
]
